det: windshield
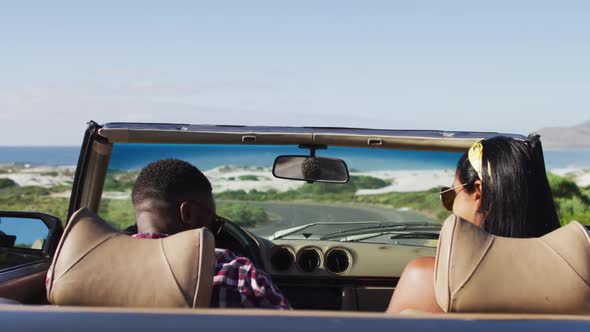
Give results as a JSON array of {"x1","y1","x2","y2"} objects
[{"x1": 98, "y1": 143, "x2": 461, "y2": 244}]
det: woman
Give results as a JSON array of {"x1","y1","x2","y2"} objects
[{"x1": 386, "y1": 135, "x2": 561, "y2": 313}]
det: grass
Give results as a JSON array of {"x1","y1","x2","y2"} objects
[
  {"x1": 356, "y1": 188, "x2": 450, "y2": 221},
  {"x1": 0, "y1": 173, "x2": 588, "y2": 229},
  {"x1": 547, "y1": 173, "x2": 590, "y2": 224},
  {"x1": 99, "y1": 199, "x2": 135, "y2": 230},
  {"x1": 96, "y1": 199, "x2": 269, "y2": 230},
  {"x1": 0, "y1": 186, "x2": 69, "y2": 222},
  {"x1": 217, "y1": 202, "x2": 269, "y2": 227},
  {"x1": 102, "y1": 170, "x2": 138, "y2": 192}
]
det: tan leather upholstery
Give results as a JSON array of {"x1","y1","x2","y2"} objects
[
  {"x1": 46, "y1": 208, "x2": 215, "y2": 308},
  {"x1": 435, "y1": 215, "x2": 590, "y2": 314}
]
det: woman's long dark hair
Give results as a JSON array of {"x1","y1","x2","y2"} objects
[{"x1": 456, "y1": 135, "x2": 561, "y2": 238}]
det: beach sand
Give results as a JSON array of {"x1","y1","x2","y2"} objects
[
  {"x1": 353, "y1": 169, "x2": 456, "y2": 195},
  {"x1": 205, "y1": 167, "x2": 457, "y2": 194},
  {"x1": 0, "y1": 164, "x2": 75, "y2": 187},
  {"x1": 552, "y1": 168, "x2": 590, "y2": 187},
  {"x1": 204, "y1": 166, "x2": 303, "y2": 193}
]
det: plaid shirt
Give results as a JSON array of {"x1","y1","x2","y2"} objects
[{"x1": 132, "y1": 233, "x2": 290, "y2": 309}]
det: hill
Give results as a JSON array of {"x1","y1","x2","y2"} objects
[{"x1": 536, "y1": 120, "x2": 590, "y2": 150}]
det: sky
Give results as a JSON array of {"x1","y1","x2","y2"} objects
[{"x1": 1, "y1": 1, "x2": 589, "y2": 145}]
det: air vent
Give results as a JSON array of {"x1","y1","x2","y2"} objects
[
  {"x1": 297, "y1": 248, "x2": 322, "y2": 272},
  {"x1": 270, "y1": 247, "x2": 294, "y2": 272},
  {"x1": 325, "y1": 249, "x2": 351, "y2": 274}
]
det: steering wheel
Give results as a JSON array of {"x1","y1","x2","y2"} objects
[{"x1": 213, "y1": 216, "x2": 264, "y2": 269}]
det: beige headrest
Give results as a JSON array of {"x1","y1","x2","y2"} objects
[
  {"x1": 47, "y1": 208, "x2": 215, "y2": 308},
  {"x1": 435, "y1": 215, "x2": 590, "y2": 314}
]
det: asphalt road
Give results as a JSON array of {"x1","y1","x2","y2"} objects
[{"x1": 233, "y1": 201, "x2": 435, "y2": 237}]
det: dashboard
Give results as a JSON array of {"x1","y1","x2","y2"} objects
[
  {"x1": 216, "y1": 220, "x2": 438, "y2": 311},
  {"x1": 257, "y1": 237, "x2": 437, "y2": 311}
]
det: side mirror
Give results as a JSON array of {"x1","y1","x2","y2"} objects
[
  {"x1": 272, "y1": 155, "x2": 349, "y2": 183},
  {"x1": 0, "y1": 216, "x2": 50, "y2": 250}
]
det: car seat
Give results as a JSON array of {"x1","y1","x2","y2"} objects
[
  {"x1": 434, "y1": 215, "x2": 590, "y2": 314},
  {"x1": 46, "y1": 208, "x2": 215, "y2": 308}
]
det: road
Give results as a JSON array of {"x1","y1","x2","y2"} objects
[{"x1": 229, "y1": 200, "x2": 435, "y2": 237}]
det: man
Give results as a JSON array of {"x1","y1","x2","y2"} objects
[{"x1": 131, "y1": 159, "x2": 290, "y2": 309}]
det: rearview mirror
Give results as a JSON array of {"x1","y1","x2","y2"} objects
[{"x1": 272, "y1": 156, "x2": 349, "y2": 183}]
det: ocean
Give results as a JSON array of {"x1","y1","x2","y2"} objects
[{"x1": 1, "y1": 145, "x2": 589, "y2": 172}]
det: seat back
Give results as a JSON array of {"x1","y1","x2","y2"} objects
[
  {"x1": 434, "y1": 215, "x2": 590, "y2": 314},
  {"x1": 46, "y1": 208, "x2": 215, "y2": 308}
]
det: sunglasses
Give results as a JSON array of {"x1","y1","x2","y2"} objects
[{"x1": 439, "y1": 182, "x2": 470, "y2": 211}]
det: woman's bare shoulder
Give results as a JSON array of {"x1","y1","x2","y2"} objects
[
  {"x1": 405, "y1": 256, "x2": 435, "y2": 272},
  {"x1": 386, "y1": 256, "x2": 442, "y2": 314}
]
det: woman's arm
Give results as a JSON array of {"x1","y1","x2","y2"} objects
[{"x1": 386, "y1": 256, "x2": 443, "y2": 313}]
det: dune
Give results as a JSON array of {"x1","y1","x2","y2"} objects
[
  {"x1": 0, "y1": 165, "x2": 75, "y2": 187},
  {"x1": 552, "y1": 168, "x2": 590, "y2": 187},
  {"x1": 354, "y1": 169, "x2": 456, "y2": 194},
  {"x1": 204, "y1": 166, "x2": 303, "y2": 193},
  {"x1": 2, "y1": 164, "x2": 589, "y2": 198}
]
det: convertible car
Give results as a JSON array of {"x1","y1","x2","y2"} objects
[{"x1": 1, "y1": 121, "x2": 589, "y2": 331}]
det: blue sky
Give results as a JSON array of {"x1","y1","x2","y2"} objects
[{"x1": 1, "y1": 1, "x2": 589, "y2": 145}]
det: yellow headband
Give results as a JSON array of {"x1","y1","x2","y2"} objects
[{"x1": 468, "y1": 140, "x2": 491, "y2": 180}]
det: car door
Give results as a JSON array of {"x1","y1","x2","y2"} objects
[
  {"x1": 0, "y1": 211, "x2": 62, "y2": 304},
  {"x1": 0, "y1": 121, "x2": 105, "y2": 305}
]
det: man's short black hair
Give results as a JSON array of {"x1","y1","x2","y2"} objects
[{"x1": 131, "y1": 159, "x2": 212, "y2": 205}]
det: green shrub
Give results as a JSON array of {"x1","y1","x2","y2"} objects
[
  {"x1": 238, "y1": 175, "x2": 259, "y2": 181},
  {"x1": 296, "y1": 175, "x2": 390, "y2": 195},
  {"x1": 354, "y1": 187, "x2": 447, "y2": 220},
  {"x1": 99, "y1": 199, "x2": 135, "y2": 230},
  {"x1": 217, "y1": 202, "x2": 269, "y2": 227},
  {"x1": 547, "y1": 173, "x2": 590, "y2": 225},
  {"x1": 0, "y1": 192, "x2": 69, "y2": 223},
  {"x1": 0, "y1": 178, "x2": 17, "y2": 189},
  {"x1": 349, "y1": 175, "x2": 390, "y2": 189},
  {"x1": 297, "y1": 182, "x2": 356, "y2": 195},
  {"x1": 547, "y1": 173, "x2": 587, "y2": 201},
  {"x1": 555, "y1": 196, "x2": 590, "y2": 224},
  {"x1": 103, "y1": 171, "x2": 137, "y2": 192}
]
